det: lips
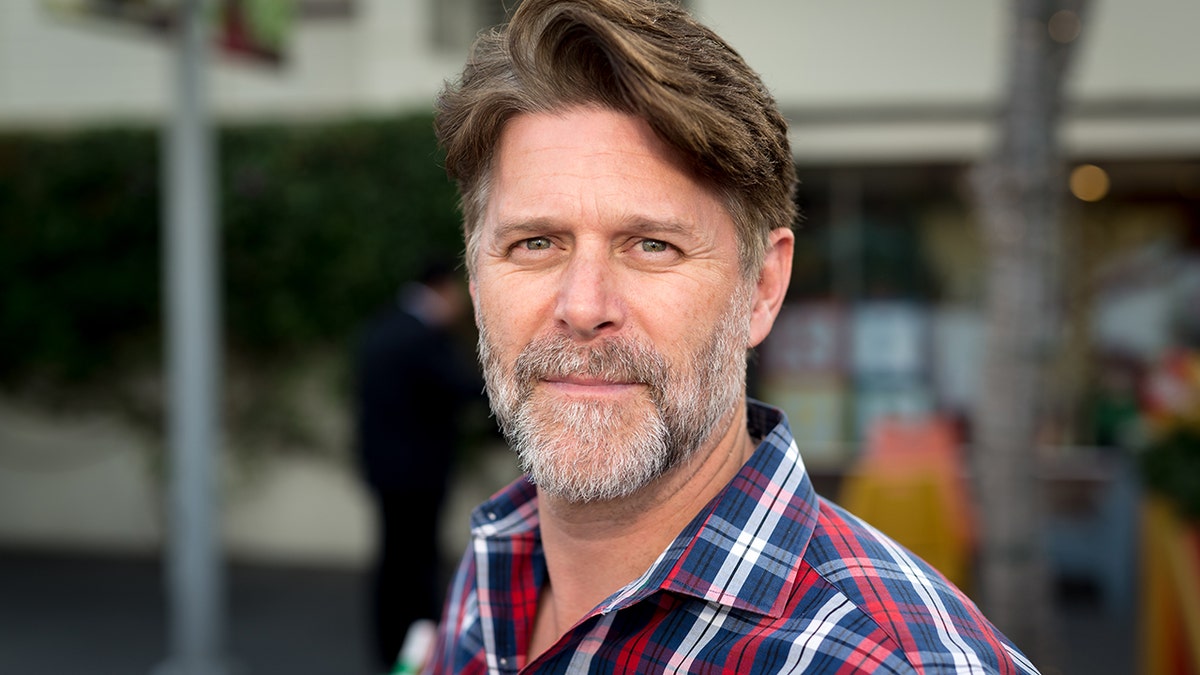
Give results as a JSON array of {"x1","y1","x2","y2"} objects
[
  {"x1": 545, "y1": 374, "x2": 639, "y2": 387},
  {"x1": 539, "y1": 375, "x2": 646, "y2": 399}
]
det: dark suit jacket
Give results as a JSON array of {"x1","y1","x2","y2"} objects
[{"x1": 353, "y1": 305, "x2": 484, "y2": 493}]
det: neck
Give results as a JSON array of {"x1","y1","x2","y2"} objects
[{"x1": 528, "y1": 399, "x2": 755, "y2": 658}]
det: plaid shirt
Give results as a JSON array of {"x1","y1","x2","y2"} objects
[{"x1": 426, "y1": 401, "x2": 1039, "y2": 674}]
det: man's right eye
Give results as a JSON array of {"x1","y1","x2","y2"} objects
[{"x1": 522, "y1": 237, "x2": 552, "y2": 250}]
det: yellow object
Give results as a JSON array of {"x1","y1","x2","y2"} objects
[
  {"x1": 1140, "y1": 497, "x2": 1200, "y2": 675},
  {"x1": 839, "y1": 417, "x2": 975, "y2": 591}
]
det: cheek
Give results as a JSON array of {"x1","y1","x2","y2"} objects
[
  {"x1": 481, "y1": 268, "x2": 558, "y2": 319},
  {"x1": 477, "y1": 287, "x2": 536, "y2": 352},
  {"x1": 643, "y1": 280, "x2": 731, "y2": 327}
]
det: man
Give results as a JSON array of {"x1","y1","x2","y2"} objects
[
  {"x1": 354, "y1": 260, "x2": 483, "y2": 670},
  {"x1": 425, "y1": 0, "x2": 1040, "y2": 672}
]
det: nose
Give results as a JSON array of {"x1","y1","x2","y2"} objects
[{"x1": 553, "y1": 248, "x2": 624, "y2": 341}]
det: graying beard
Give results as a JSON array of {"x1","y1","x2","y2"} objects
[{"x1": 476, "y1": 285, "x2": 751, "y2": 502}]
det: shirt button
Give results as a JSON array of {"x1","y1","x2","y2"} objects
[
  {"x1": 488, "y1": 512, "x2": 497, "y2": 521},
  {"x1": 499, "y1": 657, "x2": 508, "y2": 667}
]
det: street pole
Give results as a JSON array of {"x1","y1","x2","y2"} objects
[{"x1": 157, "y1": 0, "x2": 228, "y2": 673}]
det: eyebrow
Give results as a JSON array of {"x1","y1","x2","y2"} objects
[
  {"x1": 491, "y1": 216, "x2": 698, "y2": 241},
  {"x1": 488, "y1": 219, "x2": 558, "y2": 247},
  {"x1": 622, "y1": 217, "x2": 696, "y2": 238}
]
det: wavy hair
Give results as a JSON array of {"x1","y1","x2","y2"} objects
[{"x1": 435, "y1": 0, "x2": 796, "y2": 276}]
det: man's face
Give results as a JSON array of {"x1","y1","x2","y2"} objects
[{"x1": 471, "y1": 107, "x2": 762, "y2": 503}]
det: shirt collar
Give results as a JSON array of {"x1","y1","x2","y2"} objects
[{"x1": 469, "y1": 400, "x2": 819, "y2": 619}]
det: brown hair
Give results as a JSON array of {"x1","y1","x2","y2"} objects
[{"x1": 435, "y1": 0, "x2": 796, "y2": 276}]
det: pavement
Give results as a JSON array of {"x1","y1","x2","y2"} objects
[
  {"x1": 0, "y1": 547, "x2": 1136, "y2": 675},
  {"x1": 0, "y1": 549, "x2": 376, "y2": 675}
]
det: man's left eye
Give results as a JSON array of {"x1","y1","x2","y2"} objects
[{"x1": 640, "y1": 239, "x2": 669, "y2": 253}]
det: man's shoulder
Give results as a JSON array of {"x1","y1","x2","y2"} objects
[
  {"x1": 805, "y1": 497, "x2": 958, "y2": 591},
  {"x1": 792, "y1": 498, "x2": 1037, "y2": 673}
]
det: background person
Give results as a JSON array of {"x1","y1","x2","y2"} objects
[{"x1": 352, "y1": 259, "x2": 482, "y2": 671}]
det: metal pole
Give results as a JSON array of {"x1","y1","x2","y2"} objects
[{"x1": 157, "y1": 0, "x2": 228, "y2": 673}]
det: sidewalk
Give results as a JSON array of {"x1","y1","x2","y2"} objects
[
  {"x1": 0, "y1": 548, "x2": 1134, "y2": 675},
  {"x1": 0, "y1": 549, "x2": 375, "y2": 675}
]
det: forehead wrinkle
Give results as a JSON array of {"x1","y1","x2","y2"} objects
[{"x1": 490, "y1": 109, "x2": 733, "y2": 252}]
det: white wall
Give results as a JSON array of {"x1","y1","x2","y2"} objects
[
  {"x1": 0, "y1": 396, "x2": 374, "y2": 565},
  {"x1": 697, "y1": 1, "x2": 1002, "y2": 108},
  {"x1": 695, "y1": 0, "x2": 1200, "y2": 162},
  {"x1": 0, "y1": 392, "x2": 521, "y2": 567},
  {"x1": 0, "y1": 0, "x2": 449, "y2": 125},
  {"x1": 698, "y1": 0, "x2": 1200, "y2": 106},
  {"x1": 0, "y1": 399, "x2": 164, "y2": 552},
  {"x1": 3, "y1": 0, "x2": 1198, "y2": 160}
]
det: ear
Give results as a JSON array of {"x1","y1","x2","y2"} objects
[
  {"x1": 468, "y1": 278, "x2": 480, "y2": 322},
  {"x1": 748, "y1": 228, "x2": 794, "y2": 348}
]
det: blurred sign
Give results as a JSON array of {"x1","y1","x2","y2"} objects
[
  {"x1": 43, "y1": 0, "x2": 299, "y2": 66},
  {"x1": 760, "y1": 303, "x2": 847, "y2": 377},
  {"x1": 760, "y1": 375, "x2": 848, "y2": 466},
  {"x1": 850, "y1": 301, "x2": 929, "y2": 378}
]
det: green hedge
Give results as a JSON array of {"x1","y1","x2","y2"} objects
[
  {"x1": 0, "y1": 112, "x2": 463, "y2": 386},
  {"x1": 1141, "y1": 426, "x2": 1200, "y2": 522}
]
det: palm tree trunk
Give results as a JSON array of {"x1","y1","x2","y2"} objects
[{"x1": 970, "y1": 0, "x2": 1090, "y2": 664}]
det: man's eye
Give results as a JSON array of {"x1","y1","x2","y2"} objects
[
  {"x1": 640, "y1": 239, "x2": 669, "y2": 253},
  {"x1": 523, "y1": 237, "x2": 552, "y2": 251}
]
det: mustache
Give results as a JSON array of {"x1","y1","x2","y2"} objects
[{"x1": 513, "y1": 334, "x2": 669, "y2": 388}]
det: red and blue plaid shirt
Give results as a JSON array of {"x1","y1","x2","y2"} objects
[{"x1": 425, "y1": 401, "x2": 1039, "y2": 674}]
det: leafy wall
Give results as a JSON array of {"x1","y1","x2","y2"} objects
[
  {"x1": 0, "y1": 112, "x2": 463, "y2": 385},
  {"x1": 0, "y1": 113, "x2": 466, "y2": 456}
]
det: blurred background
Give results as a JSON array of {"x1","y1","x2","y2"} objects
[{"x1": 1, "y1": 0, "x2": 1198, "y2": 674}]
